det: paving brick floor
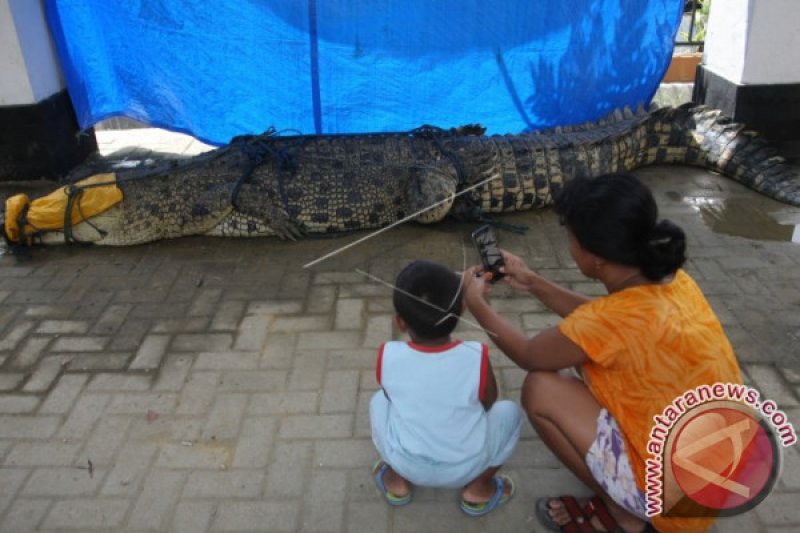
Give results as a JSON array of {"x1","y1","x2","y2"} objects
[{"x1": 0, "y1": 128, "x2": 798, "y2": 531}]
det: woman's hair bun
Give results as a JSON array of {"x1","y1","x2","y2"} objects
[
  {"x1": 638, "y1": 219, "x2": 686, "y2": 280},
  {"x1": 555, "y1": 174, "x2": 688, "y2": 281}
]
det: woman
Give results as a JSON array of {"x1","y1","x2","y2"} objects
[{"x1": 462, "y1": 173, "x2": 742, "y2": 532}]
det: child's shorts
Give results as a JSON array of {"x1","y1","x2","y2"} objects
[
  {"x1": 370, "y1": 392, "x2": 521, "y2": 488},
  {"x1": 585, "y1": 408, "x2": 649, "y2": 520}
]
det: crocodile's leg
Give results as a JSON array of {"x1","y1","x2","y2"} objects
[
  {"x1": 205, "y1": 210, "x2": 277, "y2": 238},
  {"x1": 405, "y1": 161, "x2": 459, "y2": 224},
  {"x1": 229, "y1": 180, "x2": 304, "y2": 240}
]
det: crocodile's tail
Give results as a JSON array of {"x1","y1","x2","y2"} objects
[{"x1": 643, "y1": 103, "x2": 800, "y2": 206}]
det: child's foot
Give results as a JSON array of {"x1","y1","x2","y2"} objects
[
  {"x1": 536, "y1": 495, "x2": 647, "y2": 532},
  {"x1": 372, "y1": 461, "x2": 412, "y2": 506},
  {"x1": 461, "y1": 474, "x2": 513, "y2": 504},
  {"x1": 460, "y1": 475, "x2": 515, "y2": 517}
]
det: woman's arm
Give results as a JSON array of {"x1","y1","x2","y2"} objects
[
  {"x1": 500, "y1": 250, "x2": 591, "y2": 318},
  {"x1": 462, "y1": 267, "x2": 589, "y2": 371}
]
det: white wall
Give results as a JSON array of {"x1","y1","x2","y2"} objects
[
  {"x1": 704, "y1": 0, "x2": 800, "y2": 85},
  {"x1": 702, "y1": 0, "x2": 749, "y2": 83},
  {"x1": 0, "y1": 0, "x2": 64, "y2": 106},
  {"x1": 741, "y1": 0, "x2": 800, "y2": 84},
  {"x1": 0, "y1": 0, "x2": 33, "y2": 105}
]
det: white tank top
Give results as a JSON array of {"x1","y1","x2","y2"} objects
[{"x1": 377, "y1": 340, "x2": 489, "y2": 464}]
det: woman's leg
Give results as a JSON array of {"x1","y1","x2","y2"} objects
[{"x1": 522, "y1": 371, "x2": 645, "y2": 532}]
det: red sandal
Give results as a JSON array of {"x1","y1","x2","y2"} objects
[{"x1": 536, "y1": 495, "x2": 625, "y2": 532}]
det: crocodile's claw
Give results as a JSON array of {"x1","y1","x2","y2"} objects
[{"x1": 273, "y1": 219, "x2": 305, "y2": 241}]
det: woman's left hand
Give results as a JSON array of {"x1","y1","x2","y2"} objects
[{"x1": 461, "y1": 265, "x2": 494, "y2": 308}]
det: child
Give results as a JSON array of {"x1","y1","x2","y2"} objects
[{"x1": 370, "y1": 259, "x2": 522, "y2": 516}]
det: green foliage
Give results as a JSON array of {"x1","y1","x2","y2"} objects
[{"x1": 681, "y1": 0, "x2": 712, "y2": 43}]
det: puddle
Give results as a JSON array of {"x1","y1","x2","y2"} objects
[
  {"x1": 112, "y1": 159, "x2": 154, "y2": 169},
  {"x1": 674, "y1": 194, "x2": 800, "y2": 243}
]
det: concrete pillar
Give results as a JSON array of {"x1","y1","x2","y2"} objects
[
  {"x1": 694, "y1": 0, "x2": 800, "y2": 141},
  {"x1": 0, "y1": 0, "x2": 96, "y2": 181}
]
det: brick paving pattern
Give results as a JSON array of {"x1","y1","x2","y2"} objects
[{"x1": 0, "y1": 129, "x2": 797, "y2": 531}]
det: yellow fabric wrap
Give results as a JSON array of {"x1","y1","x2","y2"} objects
[{"x1": 3, "y1": 173, "x2": 123, "y2": 244}]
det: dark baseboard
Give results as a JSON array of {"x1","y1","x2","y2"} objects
[
  {"x1": 0, "y1": 90, "x2": 97, "y2": 181},
  {"x1": 694, "y1": 65, "x2": 800, "y2": 142}
]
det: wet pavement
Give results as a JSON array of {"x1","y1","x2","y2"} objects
[{"x1": 0, "y1": 128, "x2": 798, "y2": 531}]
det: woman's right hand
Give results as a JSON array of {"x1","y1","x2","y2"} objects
[
  {"x1": 460, "y1": 265, "x2": 494, "y2": 309},
  {"x1": 499, "y1": 249, "x2": 540, "y2": 293}
]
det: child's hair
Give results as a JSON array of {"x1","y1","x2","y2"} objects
[
  {"x1": 393, "y1": 259, "x2": 463, "y2": 340},
  {"x1": 554, "y1": 173, "x2": 686, "y2": 281}
]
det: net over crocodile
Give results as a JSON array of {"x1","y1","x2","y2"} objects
[{"x1": 3, "y1": 103, "x2": 799, "y2": 247}]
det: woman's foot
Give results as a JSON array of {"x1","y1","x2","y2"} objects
[{"x1": 537, "y1": 495, "x2": 646, "y2": 533}]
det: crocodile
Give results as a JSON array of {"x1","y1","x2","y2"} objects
[{"x1": 3, "y1": 103, "x2": 799, "y2": 247}]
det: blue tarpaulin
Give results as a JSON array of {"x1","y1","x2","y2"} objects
[{"x1": 45, "y1": 1, "x2": 683, "y2": 145}]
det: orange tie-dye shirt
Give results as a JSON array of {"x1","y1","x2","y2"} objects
[{"x1": 559, "y1": 269, "x2": 742, "y2": 533}]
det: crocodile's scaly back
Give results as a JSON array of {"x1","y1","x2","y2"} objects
[
  {"x1": 6, "y1": 104, "x2": 800, "y2": 247},
  {"x1": 447, "y1": 104, "x2": 800, "y2": 214}
]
